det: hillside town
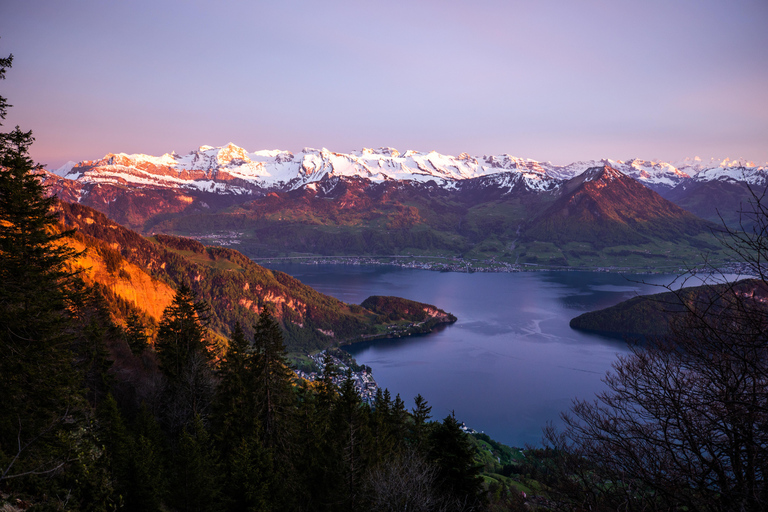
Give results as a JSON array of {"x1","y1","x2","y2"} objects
[{"x1": 293, "y1": 350, "x2": 379, "y2": 404}]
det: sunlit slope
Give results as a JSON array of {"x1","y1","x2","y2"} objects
[{"x1": 56, "y1": 201, "x2": 455, "y2": 351}]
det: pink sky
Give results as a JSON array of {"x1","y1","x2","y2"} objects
[{"x1": 1, "y1": 0, "x2": 767, "y2": 169}]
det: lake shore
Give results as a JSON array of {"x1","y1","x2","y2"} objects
[{"x1": 253, "y1": 254, "x2": 749, "y2": 275}]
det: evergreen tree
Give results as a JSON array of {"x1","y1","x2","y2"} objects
[
  {"x1": 369, "y1": 388, "x2": 396, "y2": 466},
  {"x1": 410, "y1": 393, "x2": 433, "y2": 448},
  {"x1": 318, "y1": 350, "x2": 338, "y2": 408},
  {"x1": 213, "y1": 322, "x2": 258, "y2": 455},
  {"x1": 334, "y1": 369, "x2": 369, "y2": 510},
  {"x1": 70, "y1": 286, "x2": 118, "y2": 407},
  {"x1": 250, "y1": 307, "x2": 298, "y2": 507},
  {"x1": 125, "y1": 311, "x2": 150, "y2": 356},
  {"x1": 156, "y1": 284, "x2": 212, "y2": 383},
  {"x1": 170, "y1": 415, "x2": 223, "y2": 512},
  {"x1": 125, "y1": 403, "x2": 168, "y2": 512},
  {"x1": 0, "y1": 49, "x2": 87, "y2": 496},
  {"x1": 96, "y1": 394, "x2": 133, "y2": 508},
  {"x1": 251, "y1": 307, "x2": 295, "y2": 450},
  {"x1": 155, "y1": 284, "x2": 215, "y2": 431},
  {"x1": 224, "y1": 435, "x2": 273, "y2": 512},
  {"x1": 388, "y1": 393, "x2": 409, "y2": 447},
  {"x1": 293, "y1": 381, "x2": 330, "y2": 510},
  {"x1": 428, "y1": 413, "x2": 485, "y2": 511}
]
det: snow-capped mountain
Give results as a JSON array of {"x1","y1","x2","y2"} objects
[
  {"x1": 56, "y1": 144, "x2": 569, "y2": 195},
  {"x1": 53, "y1": 143, "x2": 768, "y2": 197}
]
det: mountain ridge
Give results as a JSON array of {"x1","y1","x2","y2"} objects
[
  {"x1": 41, "y1": 145, "x2": 750, "y2": 269},
  {"x1": 51, "y1": 143, "x2": 768, "y2": 196}
]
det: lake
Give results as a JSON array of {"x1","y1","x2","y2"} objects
[{"x1": 263, "y1": 263, "x2": 682, "y2": 447}]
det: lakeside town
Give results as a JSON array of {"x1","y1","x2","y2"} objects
[
  {"x1": 188, "y1": 231, "x2": 751, "y2": 275},
  {"x1": 294, "y1": 349, "x2": 481, "y2": 436},
  {"x1": 293, "y1": 349, "x2": 379, "y2": 405},
  {"x1": 251, "y1": 254, "x2": 753, "y2": 276}
]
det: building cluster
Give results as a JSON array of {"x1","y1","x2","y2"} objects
[
  {"x1": 252, "y1": 255, "x2": 528, "y2": 273},
  {"x1": 190, "y1": 231, "x2": 243, "y2": 246},
  {"x1": 294, "y1": 350, "x2": 379, "y2": 404}
]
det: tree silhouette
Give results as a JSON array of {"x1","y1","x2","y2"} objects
[
  {"x1": 547, "y1": 188, "x2": 768, "y2": 511},
  {"x1": 155, "y1": 284, "x2": 215, "y2": 431},
  {"x1": 0, "y1": 49, "x2": 84, "y2": 488}
]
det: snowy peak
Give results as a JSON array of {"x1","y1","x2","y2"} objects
[
  {"x1": 49, "y1": 144, "x2": 768, "y2": 196},
  {"x1": 582, "y1": 165, "x2": 625, "y2": 183},
  {"x1": 694, "y1": 165, "x2": 768, "y2": 186},
  {"x1": 52, "y1": 161, "x2": 78, "y2": 178},
  {"x1": 216, "y1": 142, "x2": 251, "y2": 166},
  {"x1": 622, "y1": 159, "x2": 691, "y2": 186},
  {"x1": 674, "y1": 156, "x2": 767, "y2": 172}
]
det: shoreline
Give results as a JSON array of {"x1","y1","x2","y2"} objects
[{"x1": 253, "y1": 254, "x2": 747, "y2": 276}]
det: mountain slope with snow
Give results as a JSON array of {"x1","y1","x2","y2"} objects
[{"x1": 53, "y1": 144, "x2": 768, "y2": 198}]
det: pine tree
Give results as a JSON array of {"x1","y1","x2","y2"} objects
[
  {"x1": 410, "y1": 393, "x2": 432, "y2": 448},
  {"x1": 96, "y1": 394, "x2": 133, "y2": 507},
  {"x1": 70, "y1": 287, "x2": 118, "y2": 407},
  {"x1": 428, "y1": 413, "x2": 485, "y2": 511},
  {"x1": 369, "y1": 388, "x2": 397, "y2": 466},
  {"x1": 155, "y1": 284, "x2": 215, "y2": 431},
  {"x1": 224, "y1": 435, "x2": 273, "y2": 512},
  {"x1": 125, "y1": 311, "x2": 150, "y2": 356},
  {"x1": 318, "y1": 350, "x2": 338, "y2": 409},
  {"x1": 212, "y1": 322, "x2": 258, "y2": 455},
  {"x1": 155, "y1": 284, "x2": 212, "y2": 383},
  {"x1": 389, "y1": 393, "x2": 409, "y2": 446},
  {"x1": 170, "y1": 415, "x2": 223, "y2": 512},
  {"x1": 125, "y1": 403, "x2": 168, "y2": 512},
  {"x1": 0, "y1": 49, "x2": 85, "y2": 490},
  {"x1": 251, "y1": 307, "x2": 295, "y2": 450},
  {"x1": 249, "y1": 307, "x2": 298, "y2": 507},
  {"x1": 334, "y1": 369, "x2": 369, "y2": 510}
]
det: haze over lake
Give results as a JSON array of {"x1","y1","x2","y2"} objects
[{"x1": 264, "y1": 263, "x2": 682, "y2": 447}]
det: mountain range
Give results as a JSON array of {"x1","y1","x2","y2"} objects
[
  {"x1": 43, "y1": 144, "x2": 768, "y2": 269},
  {"x1": 50, "y1": 144, "x2": 767, "y2": 196}
]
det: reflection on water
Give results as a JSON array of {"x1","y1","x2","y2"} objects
[{"x1": 265, "y1": 263, "x2": 681, "y2": 447}]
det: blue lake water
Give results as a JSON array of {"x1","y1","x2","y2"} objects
[{"x1": 263, "y1": 263, "x2": 682, "y2": 447}]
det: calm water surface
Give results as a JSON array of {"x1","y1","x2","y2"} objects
[{"x1": 264, "y1": 263, "x2": 680, "y2": 447}]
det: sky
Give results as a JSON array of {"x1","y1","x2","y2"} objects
[{"x1": 1, "y1": 0, "x2": 767, "y2": 169}]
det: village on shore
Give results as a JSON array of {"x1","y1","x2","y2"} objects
[
  {"x1": 293, "y1": 349, "x2": 379, "y2": 405},
  {"x1": 293, "y1": 349, "x2": 481, "y2": 437}
]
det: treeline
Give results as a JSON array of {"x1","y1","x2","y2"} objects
[
  {"x1": 100, "y1": 296, "x2": 488, "y2": 512},
  {"x1": 2, "y1": 229, "x2": 489, "y2": 511}
]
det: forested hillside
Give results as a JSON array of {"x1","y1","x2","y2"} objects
[{"x1": 55, "y1": 201, "x2": 455, "y2": 353}]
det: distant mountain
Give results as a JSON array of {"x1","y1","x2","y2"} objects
[
  {"x1": 53, "y1": 144, "x2": 767, "y2": 196},
  {"x1": 43, "y1": 144, "x2": 761, "y2": 268},
  {"x1": 525, "y1": 166, "x2": 712, "y2": 247},
  {"x1": 661, "y1": 163, "x2": 768, "y2": 228},
  {"x1": 53, "y1": 144, "x2": 559, "y2": 194}
]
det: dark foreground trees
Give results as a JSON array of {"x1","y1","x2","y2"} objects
[
  {"x1": 0, "y1": 48, "x2": 83, "y2": 486},
  {"x1": 0, "y1": 50, "x2": 489, "y2": 511},
  {"x1": 546, "y1": 192, "x2": 768, "y2": 511}
]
